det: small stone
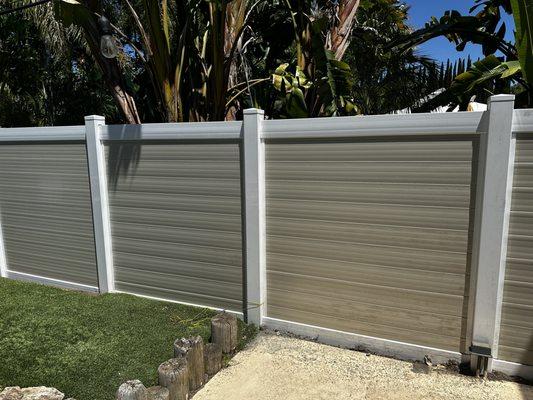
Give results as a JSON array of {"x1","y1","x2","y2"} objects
[{"x1": 424, "y1": 355, "x2": 433, "y2": 367}]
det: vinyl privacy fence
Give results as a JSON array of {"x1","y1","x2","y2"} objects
[{"x1": 0, "y1": 95, "x2": 531, "y2": 379}]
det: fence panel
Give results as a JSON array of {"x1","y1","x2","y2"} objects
[
  {"x1": 265, "y1": 138, "x2": 477, "y2": 352},
  {"x1": 0, "y1": 142, "x2": 98, "y2": 288},
  {"x1": 498, "y1": 121, "x2": 533, "y2": 366},
  {"x1": 104, "y1": 140, "x2": 243, "y2": 311}
]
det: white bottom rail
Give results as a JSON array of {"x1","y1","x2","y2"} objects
[
  {"x1": 492, "y1": 359, "x2": 533, "y2": 381},
  {"x1": 112, "y1": 289, "x2": 244, "y2": 320},
  {"x1": 7, "y1": 270, "x2": 99, "y2": 293},
  {"x1": 262, "y1": 316, "x2": 462, "y2": 365}
]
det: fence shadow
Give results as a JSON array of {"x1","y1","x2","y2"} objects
[{"x1": 105, "y1": 124, "x2": 142, "y2": 191}]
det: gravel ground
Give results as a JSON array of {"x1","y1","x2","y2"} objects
[{"x1": 194, "y1": 332, "x2": 533, "y2": 400}]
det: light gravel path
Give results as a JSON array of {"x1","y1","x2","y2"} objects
[{"x1": 194, "y1": 332, "x2": 533, "y2": 400}]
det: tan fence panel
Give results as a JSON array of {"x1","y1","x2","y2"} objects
[
  {"x1": 0, "y1": 143, "x2": 98, "y2": 286},
  {"x1": 265, "y1": 139, "x2": 476, "y2": 352},
  {"x1": 499, "y1": 135, "x2": 533, "y2": 365},
  {"x1": 105, "y1": 142, "x2": 243, "y2": 311}
]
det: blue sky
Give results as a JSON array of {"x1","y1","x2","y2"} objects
[{"x1": 407, "y1": 0, "x2": 515, "y2": 64}]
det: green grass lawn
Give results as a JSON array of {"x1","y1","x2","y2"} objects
[{"x1": 0, "y1": 278, "x2": 255, "y2": 400}]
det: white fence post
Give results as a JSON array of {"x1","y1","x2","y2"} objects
[
  {"x1": 243, "y1": 108, "x2": 266, "y2": 326},
  {"x1": 0, "y1": 211, "x2": 7, "y2": 279},
  {"x1": 470, "y1": 94, "x2": 515, "y2": 373},
  {"x1": 85, "y1": 115, "x2": 114, "y2": 293}
]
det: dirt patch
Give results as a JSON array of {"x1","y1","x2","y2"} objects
[{"x1": 193, "y1": 332, "x2": 533, "y2": 400}]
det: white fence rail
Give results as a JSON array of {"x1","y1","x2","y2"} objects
[{"x1": 0, "y1": 95, "x2": 532, "y2": 380}]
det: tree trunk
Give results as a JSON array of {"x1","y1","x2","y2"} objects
[
  {"x1": 329, "y1": 0, "x2": 361, "y2": 60},
  {"x1": 116, "y1": 380, "x2": 148, "y2": 400},
  {"x1": 173, "y1": 336, "x2": 205, "y2": 390},
  {"x1": 92, "y1": 53, "x2": 141, "y2": 124},
  {"x1": 79, "y1": 18, "x2": 142, "y2": 124},
  {"x1": 108, "y1": 83, "x2": 141, "y2": 124},
  {"x1": 146, "y1": 386, "x2": 169, "y2": 400},
  {"x1": 158, "y1": 358, "x2": 189, "y2": 400},
  {"x1": 210, "y1": 312, "x2": 238, "y2": 354},
  {"x1": 204, "y1": 343, "x2": 223, "y2": 376}
]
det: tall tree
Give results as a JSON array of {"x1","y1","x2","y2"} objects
[
  {"x1": 54, "y1": 0, "x2": 141, "y2": 123},
  {"x1": 343, "y1": 0, "x2": 439, "y2": 115},
  {"x1": 52, "y1": 0, "x2": 274, "y2": 122},
  {"x1": 256, "y1": 0, "x2": 359, "y2": 118},
  {"x1": 4, "y1": 0, "x2": 363, "y2": 122},
  {"x1": 0, "y1": 3, "x2": 118, "y2": 127}
]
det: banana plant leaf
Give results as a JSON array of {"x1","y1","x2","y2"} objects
[{"x1": 510, "y1": 0, "x2": 533, "y2": 87}]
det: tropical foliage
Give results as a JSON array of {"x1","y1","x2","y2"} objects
[
  {"x1": 4, "y1": 0, "x2": 528, "y2": 125},
  {"x1": 438, "y1": 57, "x2": 474, "y2": 88},
  {"x1": 0, "y1": 4, "x2": 119, "y2": 127},
  {"x1": 49, "y1": 0, "x2": 362, "y2": 122},
  {"x1": 390, "y1": 0, "x2": 533, "y2": 110},
  {"x1": 510, "y1": 0, "x2": 533, "y2": 91},
  {"x1": 343, "y1": 0, "x2": 440, "y2": 115}
]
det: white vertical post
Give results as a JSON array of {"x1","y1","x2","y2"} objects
[
  {"x1": 85, "y1": 115, "x2": 114, "y2": 293},
  {"x1": 470, "y1": 94, "x2": 515, "y2": 368},
  {"x1": 243, "y1": 108, "x2": 266, "y2": 326},
  {"x1": 0, "y1": 211, "x2": 7, "y2": 278}
]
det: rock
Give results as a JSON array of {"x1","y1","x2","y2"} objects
[
  {"x1": 1, "y1": 387, "x2": 65, "y2": 400},
  {"x1": 146, "y1": 386, "x2": 169, "y2": 400},
  {"x1": 0, "y1": 387, "x2": 23, "y2": 400},
  {"x1": 21, "y1": 387, "x2": 64, "y2": 400},
  {"x1": 1, "y1": 387, "x2": 64, "y2": 400},
  {"x1": 424, "y1": 355, "x2": 433, "y2": 367},
  {"x1": 116, "y1": 380, "x2": 147, "y2": 400}
]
